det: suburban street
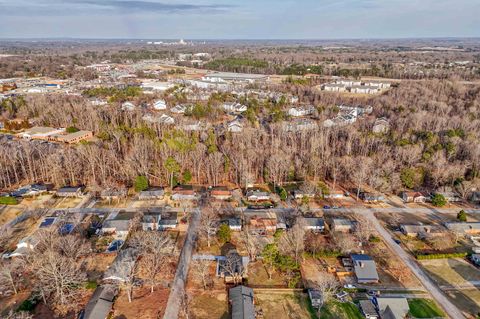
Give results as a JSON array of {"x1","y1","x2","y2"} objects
[
  {"x1": 163, "y1": 207, "x2": 201, "y2": 319},
  {"x1": 364, "y1": 210, "x2": 466, "y2": 319}
]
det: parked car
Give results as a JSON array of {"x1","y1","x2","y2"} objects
[{"x1": 343, "y1": 284, "x2": 356, "y2": 289}]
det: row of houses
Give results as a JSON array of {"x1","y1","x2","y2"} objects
[{"x1": 322, "y1": 78, "x2": 391, "y2": 95}]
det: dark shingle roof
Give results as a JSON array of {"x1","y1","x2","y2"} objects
[{"x1": 229, "y1": 285, "x2": 255, "y2": 319}]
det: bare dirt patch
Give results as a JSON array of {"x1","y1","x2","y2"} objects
[{"x1": 112, "y1": 287, "x2": 170, "y2": 319}]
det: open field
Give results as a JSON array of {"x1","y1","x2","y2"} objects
[
  {"x1": 54, "y1": 197, "x2": 83, "y2": 208},
  {"x1": 320, "y1": 301, "x2": 363, "y2": 319},
  {"x1": 248, "y1": 260, "x2": 287, "y2": 286},
  {"x1": 421, "y1": 258, "x2": 480, "y2": 316},
  {"x1": 408, "y1": 298, "x2": 445, "y2": 318},
  {"x1": 255, "y1": 291, "x2": 315, "y2": 319},
  {"x1": 0, "y1": 206, "x2": 24, "y2": 226},
  {"x1": 112, "y1": 287, "x2": 170, "y2": 319},
  {"x1": 187, "y1": 291, "x2": 229, "y2": 319}
]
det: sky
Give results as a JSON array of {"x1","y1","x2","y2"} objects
[{"x1": 0, "y1": 0, "x2": 479, "y2": 39}]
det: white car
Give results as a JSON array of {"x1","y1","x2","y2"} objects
[{"x1": 343, "y1": 284, "x2": 356, "y2": 289}]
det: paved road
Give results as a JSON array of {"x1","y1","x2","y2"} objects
[
  {"x1": 364, "y1": 210, "x2": 466, "y2": 319},
  {"x1": 163, "y1": 207, "x2": 201, "y2": 319}
]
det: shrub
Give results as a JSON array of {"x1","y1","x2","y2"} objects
[
  {"x1": 17, "y1": 298, "x2": 38, "y2": 312},
  {"x1": 457, "y1": 210, "x2": 467, "y2": 222},
  {"x1": 134, "y1": 175, "x2": 148, "y2": 192},
  {"x1": 415, "y1": 252, "x2": 468, "y2": 260},
  {"x1": 217, "y1": 223, "x2": 232, "y2": 243},
  {"x1": 0, "y1": 197, "x2": 18, "y2": 205},
  {"x1": 66, "y1": 126, "x2": 79, "y2": 133},
  {"x1": 85, "y1": 281, "x2": 98, "y2": 289},
  {"x1": 431, "y1": 194, "x2": 447, "y2": 207}
]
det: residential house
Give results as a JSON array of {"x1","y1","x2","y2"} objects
[
  {"x1": 351, "y1": 254, "x2": 379, "y2": 284},
  {"x1": 308, "y1": 289, "x2": 323, "y2": 309},
  {"x1": 350, "y1": 85, "x2": 380, "y2": 94},
  {"x1": 471, "y1": 254, "x2": 480, "y2": 266},
  {"x1": 56, "y1": 186, "x2": 83, "y2": 197},
  {"x1": 138, "y1": 187, "x2": 164, "y2": 200},
  {"x1": 222, "y1": 218, "x2": 242, "y2": 231},
  {"x1": 170, "y1": 104, "x2": 189, "y2": 114},
  {"x1": 103, "y1": 248, "x2": 138, "y2": 282},
  {"x1": 247, "y1": 212, "x2": 277, "y2": 233},
  {"x1": 153, "y1": 100, "x2": 167, "y2": 110},
  {"x1": 324, "y1": 190, "x2": 346, "y2": 199},
  {"x1": 303, "y1": 218, "x2": 325, "y2": 232},
  {"x1": 8, "y1": 236, "x2": 39, "y2": 258},
  {"x1": 323, "y1": 83, "x2": 347, "y2": 92},
  {"x1": 283, "y1": 118, "x2": 318, "y2": 132},
  {"x1": 331, "y1": 218, "x2": 355, "y2": 233},
  {"x1": 100, "y1": 188, "x2": 127, "y2": 201},
  {"x1": 359, "y1": 192, "x2": 385, "y2": 203},
  {"x1": 359, "y1": 299, "x2": 379, "y2": 319},
  {"x1": 142, "y1": 213, "x2": 160, "y2": 231},
  {"x1": 39, "y1": 216, "x2": 58, "y2": 228},
  {"x1": 400, "y1": 191, "x2": 428, "y2": 203},
  {"x1": 372, "y1": 117, "x2": 390, "y2": 133},
  {"x1": 227, "y1": 119, "x2": 244, "y2": 133},
  {"x1": 121, "y1": 102, "x2": 136, "y2": 111},
  {"x1": 336, "y1": 79, "x2": 362, "y2": 87},
  {"x1": 217, "y1": 249, "x2": 249, "y2": 283},
  {"x1": 374, "y1": 297, "x2": 409, "y2": 319},
  {"x1": 210, "y1": 186, "x2": 232, "y2": 200},
  {"x1": 434, "y1": 190, "x2": 462, "y2": 202},
  {"x1": 363, "y1": 81, "x2": 391, "y2": 89},
  {"x1": 82, "y1": 286, "x2": 117, "y2": 319},
  {"x1": 171, "y1": 185, "x2": 198, "y2": 201},
  {"x1": 222, "y1": 102, "x2": 247, "y2": 114},
  {"x1": 400, "y1": 224, "x2": 445, "y2": 239},
  {"x1": 229, "y1": 285, "x2": 255, "y2": 319},
  {"x1": 444, "y1": 222, "x2": 480, "y2": 235},
  {"x1": 11, "y1": 184, "x2": 48, "y2": 197},
  {"x1": 158, "y1": 212, "x2": 178, "y2": 230},
  {"x1": 246, "y1": 190, "x2": 271, "y2": 202},
  {"x1": 288, "y1": 106, "x2": 315, "y2": 117},
  {"x1": 293, "y1": 189, "x2": 316, "y2": 199},
  {"x1": 101, "y1": 211, "x2": 135, "y2": 238}
]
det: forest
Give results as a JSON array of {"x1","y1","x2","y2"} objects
[{"x1": 1, "y1": 78, "x2": 479, "y2": 197}]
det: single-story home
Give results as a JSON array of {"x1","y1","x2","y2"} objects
[
  {"x1": 222, "y1": 218, "x2": 242, "y2": 231},
  {"x1": 293, "y1": 189, "x2": 316, "y2": 199},
  {"x1": 82, "y1": 286, "x2": 117, "y2": 319},
  {"x1": 11, "y1": 184, "x2": 48, "y2": 197},
  {"x1": 359, "y1": 192, "x2": 385, "y2": 203},
  {"x1": 158, "y1": 212, "x2": 178, "y2": 230},
  {"x1": 444, "y1": 222, "x2": 480, "y2": 235},
  {"x1": 434, "y1": 190, "x2": 462, "y2": 202},
  {"x1": 308, "y1": 289, "x2": 323, "y2": 309},
  {"x1": 142, "y1": 213, "x2": 160, "y2": 231},
  {"x1": 171, "y1": 186, "x2": 198, "y2": 201},
  {"x1": 331, "y1": 218, "x2": 355, "y2": 232},
  {"x1": 138, "y1": 187, "x2": 164, "y2": 200},
  {"x1": 103, "y1": 248, "x2": 138, "y2": 282},
  {"x1": 400, "y1": 224, "x2": 446, "y2": 238},
  {"x1": 374, "y1": 297, "x2": 409, "y2": 319},
  {"x1": 229, "y1": 285, "x2": 255, "y2": 319},
  {"x1": 400, "y1": 191, "x2": 428, "y2": 203},
  {"x1": 351, "y1": 254, "x2": 379, "y2": 284},
  {"x1": 56, "y1": 186, "x2": 84, "y2": 197},
  {"x1": 217, "y1": 249, "x2": 249, "y2": 283},
  {"x1": 303, "y1": 218, "x2": 325, "y2": 231},
  {"x1": 101, "y1": 211, "x2": 136, "y2": 238},
  {"x1": 210, "y1": 186, "x2": 232, "y2": 200},
  {"x1": 246, "y1": 190, "x2": 271, "y2": 202},
  {"x1": 359, "y1": 299, "x2": 379, "y2": 319}
]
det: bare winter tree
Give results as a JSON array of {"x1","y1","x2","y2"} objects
[
  {"x1": 129, "y1": 231, "x2": 174, "y2": 293},
  {"x1": 354, "y1": 214, "x2": 375, "y2": 245},
  {"x1": 4, "y1": 310, "x2": 33, "y2": 319},
  {"x1": 242, "y1": 227, "x2": 258, "y2": 262},
  {"x1": 313, "y1": 272, "x2": 339, "y2": 310},
  {"x1": 221, "y1": 251, "x2": 245, "y2": 285},
  {"x1": 332, "y1": 232, "x2": 357, "y2": 254},
  {"x1": 199, "y1": 204, "x2": 218, "y2": 248},
  {"x1": 0, "y1": 259, "x2": 23, "y2": 295},
  {"x1": 191, "y1": 259, "x2": 213, "y2": 290},
  {"x1": 30, "y1": 250, "x2": 86, "y2": 312},
  {"x1": 278, "y1": 217, "x2": 306, "y2": 263},
  {"x1": 116, "y1": 260, "x2": 137, "y2": 303}
]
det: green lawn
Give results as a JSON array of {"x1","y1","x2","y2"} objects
[
  {"x1": 320, "y1": 301, "x2": 364, "y2": 319},
  {"x1": 408, "y1": 298, "x2": 445, "y2": 318}
]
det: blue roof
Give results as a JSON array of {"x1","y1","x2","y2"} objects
[
  {"x1": 39, "y1": 217, "x2": 56, "y2": 228},
  {"x1": 59, "y1": 224, "x2": 74, "y2": 235},
  {"x1": 351, "y1": 254, "x2": 373, "y2": 261}
]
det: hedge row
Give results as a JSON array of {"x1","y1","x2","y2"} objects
[{"x1": 415, "y1": 252, "x2": 468, "y2": 260}]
